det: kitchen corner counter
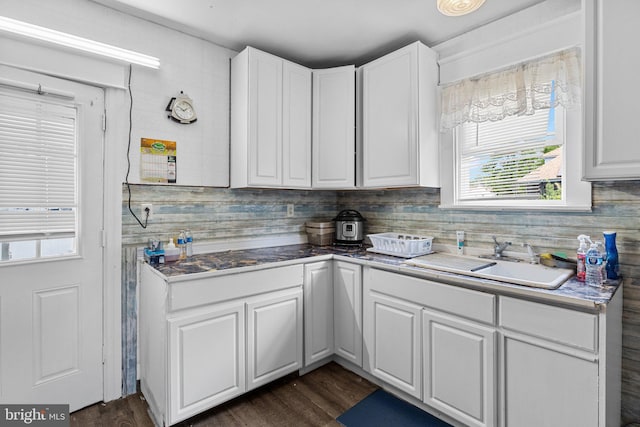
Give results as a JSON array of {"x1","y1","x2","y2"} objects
[{"x1": 146, "y1": 243, "x2": 620, "y2": 309}]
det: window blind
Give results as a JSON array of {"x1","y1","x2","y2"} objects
[
  {"x1": 0, "y1": 89, "x2": 77, "y2": 241},
  {"x1": 456, "y1": 108, "x2": 563, "y2": 201}
]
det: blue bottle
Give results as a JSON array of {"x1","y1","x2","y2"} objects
[{"x1": 603, "y1": 231, "x2": 620, "y2": 280}]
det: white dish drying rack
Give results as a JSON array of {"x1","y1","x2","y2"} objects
[{"x1": 367, "y1": 233, "x2": 434, "y2": 258}]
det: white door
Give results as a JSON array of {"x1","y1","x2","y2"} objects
[
  {"x1": 502, "y1": 337, "x2": 598, "y2": 427},
  {"x1": 304, "y1": 261, "x2": 334, "y2": 365},
  {"x1": 248, "y1": 48, "x2": 282, "y2": 187},
  {"x1": 333, "y1": 261, "x2": 362, "y2": 366},
  {"x1": 246, "y1": 288, "x2": 303, "y2": 391},
  {"x1": 168, "y1": 301, "x2": 246, "y2": 425},
  {"x1": 423, "y1": 309, "x2": 496, "y2": 427},
  {"x1": 0, "y1": 66, "x2": 104, "y2": 411},
  {"x1": 361, "y1": 43, "x2": 419, "y2": 187},
  {"x1": 282, "y1": 61, "x2": 312, "y2": 188},
  {"x1": 312, "y1": 66, "x2": 355, "y2": 189},
  {"x1": 364, "y1": 291, "x2": 422, "y2": 399}
]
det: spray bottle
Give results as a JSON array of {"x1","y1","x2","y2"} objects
[{"x1": 576, "y1": 235, "x2": 590, "y2": 282}]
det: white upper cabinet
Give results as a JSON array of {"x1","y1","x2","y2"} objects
[
  {"x1": 359, "y1": 41, "x2": 439, "y2": 188},
  {"x1": 312, "y1": 66, "x2": 356, "y2": 189},
  {"x1": 584, "y1": 0, "x2": 640, "y2": 180},
  {"x1": 283, "y1": 62, "x2": 313, "y2": 187},
  {"x1": 231, "y1": 47, "x2": 312, "y2": 188}
]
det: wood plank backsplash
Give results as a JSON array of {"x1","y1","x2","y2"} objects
[
  {"x1": 122, "y1": 184, "x2": 339, "y2": 246},
  {"x1": 123, "y1": 181, "x2": 640, "y2": 423}
]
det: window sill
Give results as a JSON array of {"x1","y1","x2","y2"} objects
[{"x1": 438, "y1": 203, "x2": 592, "y2": 212}]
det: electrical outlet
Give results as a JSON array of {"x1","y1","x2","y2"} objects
[
  {"x1": 287, "y1": 204, "x2": 294, "y2": 217},
  {"x1": 141, "y1": 203, "x2": 153, "y2": 221}
]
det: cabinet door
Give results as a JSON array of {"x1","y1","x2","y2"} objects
[
  {"x1": 423, "y1": 309, "x2": 496, "y2": 427},
  {"x1": 167, "y1": 302, "x2": 245, "y2": 425},
  {"x1": 584, "y1": 0, "x2": 640, "y2": 180},
  {"x1": 364, "y1": 291, "x2": 422, "y2": 399},
  {"x1": 333, "y1": 261, "x2": 362, "y2": 366},
  {"x1": 282, "y1": 61, "x2": 312, "y2": 188},
  {"x1": 501, "y1": 336, "x2": 598, "y2": 427},
  {"x1": 246, "y1": 288, "x2": 303, "y2": 391},
  {"x1": 248, "y1": 48, "x2": 282, "y2": 186},
  {"x1": 312, "y1": 66, "x2": 356, "y2": 188},
  {"x1": 361, "y1": 44, "x2": 419, "y2": 187},
  {"x1": 304, "y1": 262, "x2": 334, "y2": 365}
]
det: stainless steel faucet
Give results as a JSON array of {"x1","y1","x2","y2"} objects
[{"x1": 492, "y1": 236, "x2": 511, "y2": 257}]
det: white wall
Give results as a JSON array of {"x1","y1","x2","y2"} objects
[
  {"x1": 0, "y1": 0, "x2": 235, "y2": 187},
  {"x1": 433, "y1": 0, "x2": 582, "y2": 84}
]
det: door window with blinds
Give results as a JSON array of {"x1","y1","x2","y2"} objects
[{"x1": 0, "y1": 88, "x2": 78, "y2": 262}]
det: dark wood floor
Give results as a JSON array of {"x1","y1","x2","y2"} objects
[{"x1": 70, "y1": 362, "x2": 378, "y2": 427}]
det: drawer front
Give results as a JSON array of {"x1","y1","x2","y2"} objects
[
  {"x1": 368, "y1": 269, "x2": 495, "y2": 324},
  {"x1": 169, "y1": 264, "x2": 304, "y2": 312},
  {"x1": 499, "y1": 296, "x2": 598, "y2": 352}
]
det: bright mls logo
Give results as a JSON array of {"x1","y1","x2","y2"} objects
[{"x1": 0, "y1": 405, "x2": 69, "y2": 427}]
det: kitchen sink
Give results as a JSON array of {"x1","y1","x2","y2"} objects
[
  {"x1": 466, "y1": 259, "x2": 574, "y2": 289},
  {"x1": 404, "y1": 253, "x2": 574, "y2": 289}
]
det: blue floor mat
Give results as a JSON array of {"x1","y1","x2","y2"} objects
[{"x1": 337, "y1": 389, "x2": 453, "y2": 427}]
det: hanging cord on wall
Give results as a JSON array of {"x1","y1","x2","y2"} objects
[{"x1": 124, "y1": 64, "x2": 149, "y2": 229}]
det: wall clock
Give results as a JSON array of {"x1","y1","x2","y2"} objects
[{"x1": 166, "y1": 91, "x2": 197, "y2": 124}]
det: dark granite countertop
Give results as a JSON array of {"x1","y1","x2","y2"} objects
[
  {"x1": 152, "y1": 244, "x2": 368, "y2": 276},
  {"x1": 148, "y1": 243, "x2": 620, "y2": 308}
]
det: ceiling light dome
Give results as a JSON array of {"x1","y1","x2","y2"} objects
[{"x1": 437, "y1": 0, "x2": 486, "y2": 16}]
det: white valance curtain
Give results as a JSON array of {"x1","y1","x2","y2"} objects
[{"x1": 440, "y1": 47, "x2": 582, "y2": 130}]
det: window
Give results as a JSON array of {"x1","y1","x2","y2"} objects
[
  {"x1": 456, "y1": 105, "x2": 564, "y2": 202},
  {"x1": 439, "y1": 48, "x2": 591, "y2": 211},
  {"x1": 0, "y1": 88, "x2": 78, "y2": 262}
]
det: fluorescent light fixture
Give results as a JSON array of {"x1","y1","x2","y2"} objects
[
  {"x1": 0, "y1": 16, "x2": 160, "y2": 69},
  {"x1": 437, "y1": 0, "x2": 486, "y2": 16}
]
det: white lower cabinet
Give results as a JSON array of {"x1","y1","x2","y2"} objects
[
  {"x1": 423, "y1": 308, "x2": 496, "y2": 427},
  {"x1": 304, "y1": 261, "x2": 334, "y2": 365},
  {"x1": 141, "y1": 259, "x2": 620, "y2": 427},
  {"x1": 333, "y1": 261, "x2": 363, "y2": 366},
  {"x1": 499, "y1": 296, "x2": 603, "y2": 427},
  {"x1": 246, "y1": 288, "x2": 303, "y2": 391},
  {"x1": 501, "y1": 337, "x2": 598, "y2": 427},
  {"x1": 361, "y1": 268, "x2": 621, "y2": 427},
  {"x1": 364, "y1": 291, "x2": 422, "y2": 399},
  {"x1": 363, "y1": 267, "x2": 496, "y2": 408},
  {"x1": 168, "y1": 301, "x2": 246, "y2": 423},
  {"x1": 140, "y1": 263, "x2": 304, "y2": 426}
]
